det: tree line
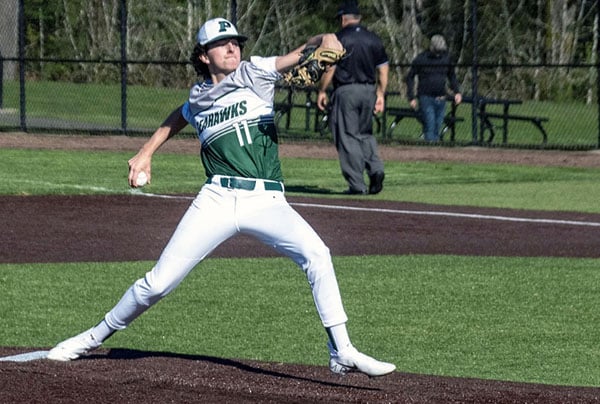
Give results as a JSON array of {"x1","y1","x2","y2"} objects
[{"x1": 19, "y1": 0, "x2": 600, "y2": 102}]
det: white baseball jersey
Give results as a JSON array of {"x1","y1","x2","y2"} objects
[{"x1": 182, "y1": 56, "x2": 283, "y2": 181}]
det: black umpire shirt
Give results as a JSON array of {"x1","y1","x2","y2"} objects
[{"x1": 333, "y1": 24, "x2": 388, "y2": 88}]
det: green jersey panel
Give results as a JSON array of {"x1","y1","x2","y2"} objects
[
  {"x1": 201, "y1": 117, "x2": 282, "y2": 180},
  {"x1": 182, "y1": 57, "x2": 284, "y2": 181}
]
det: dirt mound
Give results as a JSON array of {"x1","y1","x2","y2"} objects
[{"x1": 2, "y1": 347, "x2": 599, "y2": 403}]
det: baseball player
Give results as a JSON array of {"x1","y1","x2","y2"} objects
[{"x1": 46, "y1": 17, "x2": 395, "y2": 377}]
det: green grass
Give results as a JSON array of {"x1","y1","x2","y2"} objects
[
  {"x1": 2, "y1": 80, "x2": 598, "y2": 146},
  {"x1": 0, "y1": 148, "x2": 203, "y2": 195},
  {"x1": 2, "y1": 80, "x2": 190, "y2": 130},
  {"x1": 1, "y1": 145, "x2": 600, "y2": 387},
  {"x1": 1, "y1": 256, "x2": 599, "y2": 387},
  {"x1": 1, "y1": 148, "x2": 599, "y2": 212},
  {"x1": 282, "y1": 157, "x2": 600, "y2": 212}
]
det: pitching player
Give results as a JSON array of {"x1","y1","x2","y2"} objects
[{"x1": 47, "y1": 17, "x2": 395, "y2": 377}]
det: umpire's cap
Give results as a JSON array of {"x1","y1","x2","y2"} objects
[
  {"x1": 336, "y1": 1, "x2": 361, "y2": 17},
  {"x1": 197, "y1": 18, "x2": 248, "y2": 46}
]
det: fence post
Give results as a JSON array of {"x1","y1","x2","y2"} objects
[
  {"x1": 120, "y1": 0, "x2": 128, "y2": 134},
  {"x1": 230, "y1": 0, "x2": 237, "y2": 25},
  {"x1": 304, "y1": 90, "x2": 312, "y2": 131},
  {"x1": 0, "y1": 49, "x2": 4, "y2": 109},
  {"x1": 18, "y1": 0, "x2": 26, "y2": 132},
  {"x1": 470, "y1": 0, "x2": 478, "y2": 144},
  {"x1": 597, "y1": 0, "x2": 600, "y2": 149}
]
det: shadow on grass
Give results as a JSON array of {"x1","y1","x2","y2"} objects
[{"x1": 284, "y1": 185, "x2": 338, "y2": 195}]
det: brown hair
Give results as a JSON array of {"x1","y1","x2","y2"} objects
[
  {"x1": 190, "y1": 44, "x2": 210, "y2": 79},
  {"x1": 189, "y1": 42, "x2": 246, "y2": 80}
]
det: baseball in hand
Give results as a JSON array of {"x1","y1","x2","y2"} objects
[{"x1": 136, "y1": 171, "x2": 148, "y2": 187}]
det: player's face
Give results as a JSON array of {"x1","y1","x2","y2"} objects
[{"x1": 204, "y1": 38, "x2": 242, "y2": 77}]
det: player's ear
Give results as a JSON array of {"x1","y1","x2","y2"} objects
[{"x1": 199, "y1": 52, "x2": 210, "y2": 65}]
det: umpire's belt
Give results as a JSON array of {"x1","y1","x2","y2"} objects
[{"x1": 208, "y1": 175, "x2": 284, "y2": 192}]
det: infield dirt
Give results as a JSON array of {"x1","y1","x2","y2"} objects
[{"x1": 1, "y1": 133, "x2": 599, "y2": 403}]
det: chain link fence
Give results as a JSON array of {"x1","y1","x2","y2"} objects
[{"x1": 1, "y1": 0, "x2": 599, "y2": 150}]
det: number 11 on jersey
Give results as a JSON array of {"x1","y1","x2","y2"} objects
[{"x1": 233, "y1": 120, "x2": 252, "y2": 146}]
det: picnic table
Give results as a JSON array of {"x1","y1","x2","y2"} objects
[
  {"x1": 273, "y1": 86, "x2": 549, "y2": 146},
  {"x1": 384, "y1": 95, "x2": 464, "y2": 141},
  {"x1": 385, "y1": 96, "x2": 549, "y2": 145},
  {"x1": 462, "y1": 96, "x2": 549, "y2": 145}
]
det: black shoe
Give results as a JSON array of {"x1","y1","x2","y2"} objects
[
  {"x1": 343, "y1": 188, "x2": 367, "y2": 195},
  {"x1": 369, "y1": 172, "x2": 385, "y2": 195}
]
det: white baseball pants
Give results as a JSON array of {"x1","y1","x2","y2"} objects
[{"x1": 105, "y1": 176, "x2": 349, "y2": 331}]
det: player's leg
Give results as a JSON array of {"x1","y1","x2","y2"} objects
[
  {"x1": 237, "y1": 190, "x2": 346, "y2": 326},
  {"x1": 238, "y1": 192, "x2": 395, "y2": 376},
  {"x1": 104, "y1": 188, "x2": 237, "y2": 330},
  {"x1": 47, "y1": 186, "x2": 237, "y2": 361}
]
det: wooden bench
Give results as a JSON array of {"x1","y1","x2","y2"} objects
[
  {"x1": 480, "y1": 112, "x2": 549, "y2": 145},
  {"x1": 385, "y1": 107, "x2": 464, "y2": 141},
  {"x1": 314, "y1": 107, "x2": 384, "y2": 137},
  {"x1": 385, "y1": 108, "x2": 418, "y2": 138}
]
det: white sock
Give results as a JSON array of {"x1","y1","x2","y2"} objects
[
  {"x1": 326, "y1": 323, "x2": 352, "y2": 351},
  {"x1": 90, "y1": 319, "x2": 116, "y2": 343}
]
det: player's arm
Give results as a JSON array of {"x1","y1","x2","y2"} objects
[
  {"x1": 274, "y1": 34, "x2": 341, "y2": 73},
  {"x1": 128, "y1": 105, "x2": 188, "y2": 187}
]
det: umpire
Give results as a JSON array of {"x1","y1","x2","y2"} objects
[{"x1": 317, "y1": 1, "x2": 389, "y2": 195}]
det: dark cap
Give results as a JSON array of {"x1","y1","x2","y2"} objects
[{"x1": 336, "y1": 1, "x2": 360, "y2": 17}]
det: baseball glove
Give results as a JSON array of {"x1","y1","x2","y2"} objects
[{"x1": 282, "y1": 46, "x2": 346, "y2": 88}]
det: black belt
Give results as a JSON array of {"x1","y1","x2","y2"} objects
[{"x1": 207, "y1": 176, "x2": 283, "y2": 192}]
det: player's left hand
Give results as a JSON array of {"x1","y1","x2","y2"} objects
[{"x1": 282, "y1": 45, "x2": 346, "y2": 88}]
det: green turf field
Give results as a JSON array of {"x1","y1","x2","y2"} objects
[{"x1": 1, "y1": 146, "x2": 599, "y2": 387}]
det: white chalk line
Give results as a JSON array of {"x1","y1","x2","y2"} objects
[
  {"x1": 128, "y1": 189, "x2": 192, "y2": 199},
  {"x1": 17, "y1": 182, "x2": 600, "y2": 227},
  {"x1": 14, "y1": 181, "x2": 599, "y2": 227},
  {"x1": 14, "y1": 179, "x2": 119, "y2": 193},
  {"x1": 0, "y1": 350, "x2": 49, "y2": 362},
  {"x1": 292, "y1": 202, "x2": 600, "y2": 227},
  {"x1": 130, "y1": 191, "x2": 600, "y2": 228}
]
